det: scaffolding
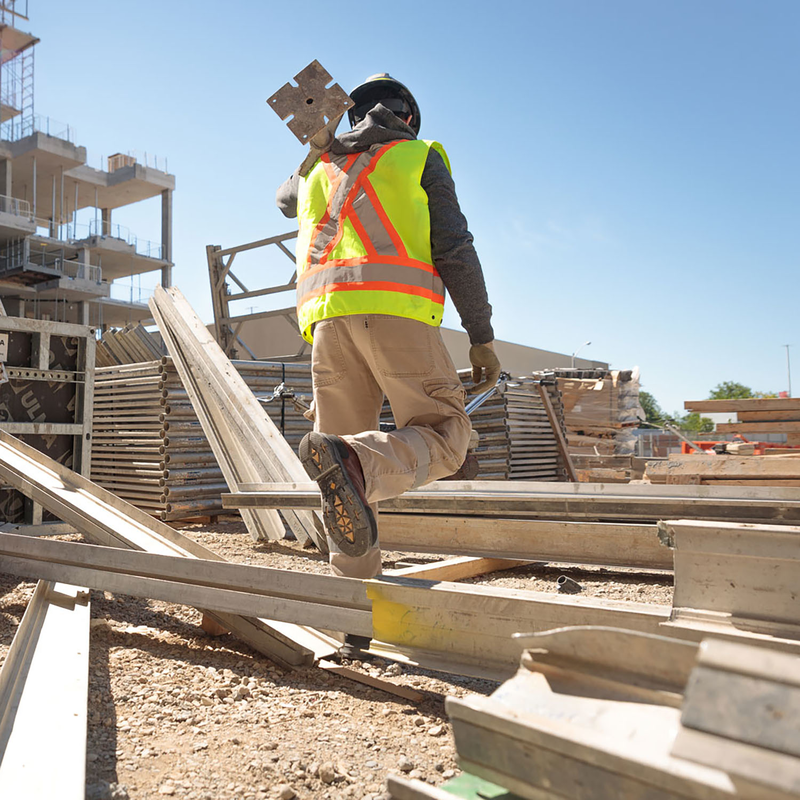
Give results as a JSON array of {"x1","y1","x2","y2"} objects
[{"x1": 0, "y1": 0, "x2": 37, "y2": 138}]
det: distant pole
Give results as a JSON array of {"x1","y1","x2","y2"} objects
[
  {"x1": 571, "y1": 340, "x2": 591, "y2": 369},
  {"x1": 785, "y1": 344, "x2": 793, "y2": 397}
]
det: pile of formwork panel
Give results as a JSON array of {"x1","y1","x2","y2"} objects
[
  {"x1": 93, "y1": 361, "x2": 573, "y2": 519},
  {"x1": 378, "y1": 371, "x2": 572, "y2": 481},
  {"x1": 95, "y1": 322, "x2": 166, "y2": 367},
  {"x1": 90, "y1": 358, "x2": 314, "y2": 521}
]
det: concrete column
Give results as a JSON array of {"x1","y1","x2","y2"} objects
[
  {"x1": 0, "y1": 159, "x2": 11, "y2": 212},
  {"x1": 161, "y1": 188, "x2": 172, "y2": 288},
  {"x1": 101, "y1": 208, "x2": 111, "y2": 236},
  {"x1": 32, "y1": 156, "x2": 36, "y2": 218},
  {"x1": 50, "y1": 174, "x2": 56, "y2": 237},
  {"x1": 77, "y1": 301, "x2": 89, "y2": 326}
]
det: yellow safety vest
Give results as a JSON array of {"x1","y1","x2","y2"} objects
[{"x1": 295, "y1": 139, "x2": 451, "y2": 343}]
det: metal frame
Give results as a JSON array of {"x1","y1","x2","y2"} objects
[
  {"x1": 206, "y1": 230, "x2": 308, "y2": 362},
  {"x1": 223, "y1": 479, "x2": 800, "y2": 524},
  {"x1": 0, "y1": 316, "x2": 95, "y2": 525}
]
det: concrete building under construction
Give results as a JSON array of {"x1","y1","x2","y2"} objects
[{"x1": 0, "y1": 0, "x2": 174, "y2": 327}]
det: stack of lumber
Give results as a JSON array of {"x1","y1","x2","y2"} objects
[
  {"x1": 571, "y1": 453, "x2": 648, "y2": 483},
  {"x1": 549, "y1": 368, "x2": 644, "y2": 481},
  {"x1": 95, "y1": 323, "x2": 166, "y2": 367},
  {"x1": 685, "y1": 396, "x2": 800, "y2": 446},
  {"x1": 91, "y1": 358, "x2": 314, "y2": 520},
  {"x1": 644, "y1": 452, "x2": 800, "y2": 486}
]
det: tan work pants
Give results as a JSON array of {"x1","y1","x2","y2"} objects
[{"x1": 310, "y1": 314, "x2": 471, "y2": 578}]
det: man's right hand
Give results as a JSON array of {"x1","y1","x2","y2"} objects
[{"x1": 468, "y1": 341, "x2": 501, "y2": 394}]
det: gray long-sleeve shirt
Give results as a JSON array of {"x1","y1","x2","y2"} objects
[{"x1": 276, "y1": 105, "x2": 494, "y2": 345}]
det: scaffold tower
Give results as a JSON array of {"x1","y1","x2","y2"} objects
[{"x1": 0, "y1": 0, "x2": 38, "y2": 139}]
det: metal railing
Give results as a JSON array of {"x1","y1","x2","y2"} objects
[
  {"x1": 1, "y1": 114, "x2": 75, "y2": 143},
  {"x1": 0, "y1": 193, "x2": 31, "y2": 217},
  {"x1": 86, "y1": 219, "x2": 164, "y2": 259},
  {"x1": 108, "y1": 281, "x2": 154, "y2": 304},
  {"x1": 0, "y1": 239, "x2": 102, "y2": 283},
  {"x1": 30, "y1": 219, "x2": 165, "y2": 260},
  {"x1": 60, "y1": 260, "x2": 102, "y2": 283}
]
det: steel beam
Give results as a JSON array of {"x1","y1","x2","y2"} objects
[{"x1": 0, "y1": 581, "x2": 90, "y2": 798}]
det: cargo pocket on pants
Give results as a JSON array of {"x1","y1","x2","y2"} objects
[
  {"x1": 423, "y1": 379, "x2": 467, "y2": 415},
  {"x1": 311, "y1": 321, "x2": 347, "y2": 387}
]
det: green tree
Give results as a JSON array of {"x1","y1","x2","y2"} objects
[
  {"x1": 709, "y1": 381, "x2": 754, "y2": 400},
  {"x1": 680, "y1": 412, "x2": 715, "y2": 433},
  {"x1": 639, "y1": 390, "x2": 665, "y2": 425}
]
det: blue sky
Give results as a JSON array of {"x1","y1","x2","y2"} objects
[{"x1": 30, "y1": 0, "x2": 799, "y2": 415}]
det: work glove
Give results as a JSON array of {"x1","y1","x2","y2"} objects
[{"x1": 468, "y1": 341, "x2": 501, "y2": 394}]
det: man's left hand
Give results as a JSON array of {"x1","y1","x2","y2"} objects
[{"x1": 468, "y1": 341, "x2": 501, "y2": 394}]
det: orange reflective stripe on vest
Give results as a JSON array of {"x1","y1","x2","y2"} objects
[{"x1": 295, "y1": 139, "x2": 449, "y2": 343}]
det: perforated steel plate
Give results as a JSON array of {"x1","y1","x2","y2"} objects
[{"x1": 267, "y1": 60, "x2": 353, "y2": 143}]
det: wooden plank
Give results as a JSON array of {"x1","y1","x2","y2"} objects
[
  {"x1": 717, "y1": 422, "x2": 800, "y2": 434},
  {"x1": 535, "y1": 383, "x2": 577, "y2": 481},
  {"x1": 387, "y1": 556, "x2": 525, "y2": 581},
  {"x1": 448, "y1": 627, "x2": 798, "y2": 800},
  {"x1": 447, "y1": 672, "x2": 732, "y2": 800},
  {"x1": 0, "y1": 581, "x2": 90, "y2": 798},
  {"x1": 738, "y1": 410, "x2": 800, "y2": 422},
  {"x1": 684, "y1": 398, "x2": 800, "y2": 413},
  {"x1": 650, "y1": 455, "x2": 800, "y2": 479},
  {"x1": 318, "y1": 661, "x2": 423, "y2": 703},
  {"x1": 387, "y1": 776, "x2": 461, "y2": 800}
]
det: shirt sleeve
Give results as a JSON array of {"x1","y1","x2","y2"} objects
[
  {"x1": 421, "y1": 148, "x2": 494, "y2": 345},
  {"x1": 276, "y1": 170, "x2": 300, "y2": 218}
]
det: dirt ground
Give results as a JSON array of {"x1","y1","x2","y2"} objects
[{"x1": 0, "y1": 518, "x2": 674, "y2": 800}]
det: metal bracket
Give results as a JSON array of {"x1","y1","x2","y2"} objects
[
  {"x1": 44, "y1": 586, "x2": 90, "y2": 610},
  {"x1": 267, "y1": 60, "x2": 353, "y2": 176}
]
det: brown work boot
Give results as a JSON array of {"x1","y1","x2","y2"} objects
[{"x1": 299, "y1": 432, "x2": 377, "y2": 557}]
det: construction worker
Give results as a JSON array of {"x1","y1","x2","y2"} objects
[{"x1": 276, "y1": 73, "x2": 499, "y2": 657}]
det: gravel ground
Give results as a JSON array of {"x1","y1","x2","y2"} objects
[{"x1": 0, "y1": 518, "x2": 674, "y2": 800}]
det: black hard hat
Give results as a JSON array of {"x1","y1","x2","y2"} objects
[{"x1": 348, "y1": 73, "x2": 421, "y2": 134}]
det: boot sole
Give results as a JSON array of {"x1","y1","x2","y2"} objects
[{"x1": 299, "y1": 432, "x2": 377, "y2": 558}]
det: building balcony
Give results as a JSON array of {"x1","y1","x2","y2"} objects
[{"x1": 0, "y1": 192, "x2": 34, "y2": 241}]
